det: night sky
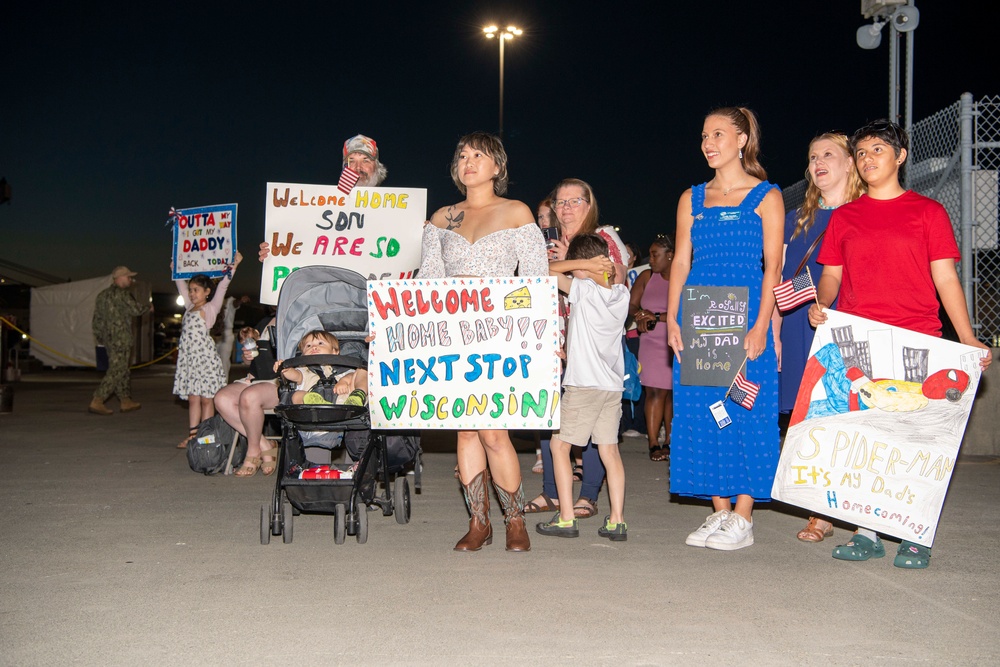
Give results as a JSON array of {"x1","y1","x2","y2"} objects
[{"x1": 2, "y1": 1, "x2": 992, "y2": 296}]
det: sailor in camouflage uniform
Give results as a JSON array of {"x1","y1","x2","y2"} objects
[{"x1": 89, "y1": 266, "x2": 149, "y2": 415}]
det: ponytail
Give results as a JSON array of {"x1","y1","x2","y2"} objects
[{"x1": 708, "y1": 106, "x2": 767, "y2": 181}]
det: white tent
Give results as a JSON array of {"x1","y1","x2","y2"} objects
[{"x1": 30, "y1": 276, "x2": 152, "y2": 367}]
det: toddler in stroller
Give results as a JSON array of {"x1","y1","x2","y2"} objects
[
  {"x1": 276, "y1": 329, "x2": 368, "y2": 407},
  {"x1": 260, "y1": 266, "x2": 420, "y2": 546}
]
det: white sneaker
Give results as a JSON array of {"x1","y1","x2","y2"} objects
[
  {"x1": 705, "y1": 513, "x2": 754, "y2": 551},
  {"x1": 685, "y1": 510, "x2": 731, "y2": 547},
  {"x1": 658, "y1": 426, "x2": 667, "y2": 444},
  {"x1": 622, "y1": 429, "x2": 641, "y2": 438}
]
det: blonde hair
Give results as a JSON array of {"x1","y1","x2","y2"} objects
[
  {"x1": 551, "y1": 178, "x2": 600, "y2": 237},
  {"x1": 297, "y1": 330, "x2": 340, "y2": 353},
  {"x1": 707, "y1": 106, "x2": 767, "y2": 181},
  {"x1": 792, "y1": 133, "x2": 867, "y2": 240}
]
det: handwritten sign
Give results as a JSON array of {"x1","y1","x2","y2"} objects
[
  {"x1": 260, "y1": 182, "x2": 426, "y2": 305},
  {"x1": 679, "y1": 285, "x2": 748, "y2": 387},
  {"x1": 367, "y1": 277, "x2": 561, "y2": 430},
  {"x1": 171, "y1": 203, "x2": 237, "y2": 279},
  {"x1": 771, "y1": 309, "x2": 984, "y2": 546}
]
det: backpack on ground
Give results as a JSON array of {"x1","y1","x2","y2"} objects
[{"x1": 186, "y1": 414, "x2": 247, "y2": 475}]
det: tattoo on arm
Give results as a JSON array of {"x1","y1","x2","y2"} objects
[{"x1": 444, "y1": 207, "x2": 464, "y2": 230}]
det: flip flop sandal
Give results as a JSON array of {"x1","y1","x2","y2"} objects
[
  {"x1": 648, "y1": 445, "x2": 669, "y2": 462},
  {"x1": 531, "y1": 459, "x2": 544, "y2": 474},
  {"x1": 894, "y1": 541, "x2": 931, "y2": 569},
  {"x1": 524, "y1": 493, "x2": 558, "y2": 514},
  {"x1": 573, "y1": 497, "x2": 598, "y2": 519},
  {"x1": 832, "y1": 534, "x2": 885, "y2": 561},
  {"x1": 797, "y1": 517, "x2": 835, "y2": 542}
]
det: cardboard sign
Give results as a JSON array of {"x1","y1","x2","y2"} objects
[
  {"x1": 260, "y1": 183, "x2": 425, "y2": 305},
  {"x1": 771, "y1": 309, "x2": 985, "y2": 546},
  {"x1": 171, "y1": 203, "x2": 237, "y2": 279},
  {"x1": 367, "y1": 277, "x2": 561, "y2": 430},
  {"x1": 679, "y1": 285, "x2": 749, "y2": 387}
]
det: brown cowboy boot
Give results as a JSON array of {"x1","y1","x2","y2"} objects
[
  {"x1": 494, "y1": 481, "x2": 531, "y2": 552},
  {"x1": 454, "y1": 468, "x2": 492, "y2": 552}
]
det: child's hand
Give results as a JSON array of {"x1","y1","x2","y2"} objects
[
  {"x1": 258, "y1": 241, "x2": 270, "y2": 262},
  {"x1": 587, "y1": 255, "x2": 614, "y2": 276},
  {"x1": 808, "y1": 303, "x2": 828, "y2": 328},
  {"x1": 233, "y1": 251, "x2": 243, "y2": 268},
  {"x1": 334, "y1": 377, "x2": 352, "y2": 395},
  {"x1": 273, "y1": 360, "x2": 282, "y2": 373}
]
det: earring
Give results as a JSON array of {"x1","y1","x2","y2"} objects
[{"x1": 739, "y1": 148, "x2": 744, "y2": 160}]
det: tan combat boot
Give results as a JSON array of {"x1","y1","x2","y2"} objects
[
  {"x1": 88, "y1": 397, "x2": 113, "y2": 415},
  {"x1": 119, "y1": 397, "x2": 142, "y2": 412}
]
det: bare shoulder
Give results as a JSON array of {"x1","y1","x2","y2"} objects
[
  {"x1": 499, "y1": 199, "x2": 535, "y2": 227},
  {"x1": 760, "y1": 187, "x2": 786, "y2": 213}
]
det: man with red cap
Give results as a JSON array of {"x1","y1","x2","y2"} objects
[
  {"x1": 342, "y1": 134, "x2": 387, "y2": 186},
  {"x1": 89, "y1": 266, "x2": 150, "y2": 415}
]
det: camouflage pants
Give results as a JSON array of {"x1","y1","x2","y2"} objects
[{"x1": 94, "y1": 344, "x2": 132, "y2": 401}]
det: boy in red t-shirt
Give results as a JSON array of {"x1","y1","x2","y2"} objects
[{"x1": 809, "y1": 119, "x2": 992, "y2": 569}]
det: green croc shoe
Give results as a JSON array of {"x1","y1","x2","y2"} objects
[
  {"x1": 832, "y1": 534, "x2": 885, "y2": 561},
  {"x1": 893, "y1": 541, "x2": 931, "y2": 569},
  {"x1": 303, "y1": 392, "x2": 332, "y2": 405},
  {"x1": 536, "y1": 513, "x2": 579, "y2": 538}
]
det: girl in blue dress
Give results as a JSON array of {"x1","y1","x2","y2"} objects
[{"x1": 665, "y1": 107, "x2": 785, "y2": 551}]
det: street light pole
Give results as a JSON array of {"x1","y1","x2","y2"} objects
[{"x1": 483, "y1": 25, "x2": 521, "y2": 140}]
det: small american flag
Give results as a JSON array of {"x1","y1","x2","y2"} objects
[
  {"x1": 728, "y1": 371, "x2": 760, "y2": 410},
  {"x1": 773, "y1": 271, "x2": 817, "y2": 312},
  {"x1": 337, "y1": 166, "x2": 361, "y2": 195}
]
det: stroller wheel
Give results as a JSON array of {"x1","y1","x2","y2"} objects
[
  {"x1": 282, "y1": 502, "x2": 294, "y2": 544},
  {"x1": 259, "y1": 505, "x2": 270, "y2": 545},
  {"x1": 334, "y1": 504, "x2": 346, "y2": 545},
  {"x1": 394, "y1": 476, "x2": 411, "y2": 525},
  {"x1": 356, "y1": 499, "x2": 369, "y2": 544}
]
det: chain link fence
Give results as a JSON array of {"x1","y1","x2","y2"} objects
[{"x1": 782, "y1": 93, "x2": 1000, "y2": 345}]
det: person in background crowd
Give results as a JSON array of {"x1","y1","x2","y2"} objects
[
  {"x1": 630, "y1": 235, "x2": 675, "y2": 460},
  {"x1": 89, "y1": 265, "x2": 151, "y2": 415}
]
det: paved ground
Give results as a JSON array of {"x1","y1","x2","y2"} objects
[{"x1": 1, "y1": 366, "x2": 999, "y2": 666}]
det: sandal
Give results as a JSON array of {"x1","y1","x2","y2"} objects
[
  {"x1": 573, "y1": 497, "x2": 598, "y2": 519},
  {"x1": 572, "y1": 463, "x2": 584, "y2": 482},
  {"x1": 177, "y1": 427, "x2": 197, "y2": 449},
  {"x1": 797, "y1": 517, "x2": 834, "y2": 543},
  {"x1": 259, "y1": 445, "x2": 279, "y2": 476},
  {"x1": 532, "y1": 458, "x2": 544, "y2": 474},
  {"x1": 524, "y1": 493, "x2": 558, "y2": 514},
  {"x1": 832, "y1": 533, "x2": 885, "y2": 561},
  {"x1": 648, "y1": 445, "x2": 669, "y2": 462},
  {"x1": 893, "y1": 541, "x2": 931, "y2": 569},
  {"x1": 235, "y1": 455, "x2": 262, "y2": 478}
]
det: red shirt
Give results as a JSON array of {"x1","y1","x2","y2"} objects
[{"x1": 817, "y1": 191, "x2": 960, "y2": 336}]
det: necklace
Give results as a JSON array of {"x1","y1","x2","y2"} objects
[
  {"x1": 818, "y1": 196, "x2": 839, "y2": 210},
  {"x1": 722, "y1": 181, "x2": 746, "y2": 196}
]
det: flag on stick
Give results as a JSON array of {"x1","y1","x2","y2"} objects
[
  {"x1": 728, "y1": 371, "x2": 760, "y2": 410},
  {"x1": 773, "y1": 268, "x2": 818, "y2": 312},
  {"x1": 337, "y1": 166, "x2": 361, "y2": 195}
]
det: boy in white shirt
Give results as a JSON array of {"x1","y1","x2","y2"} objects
[{"x1": 537, "y1": 234, "x2": 631, "y2": 540}]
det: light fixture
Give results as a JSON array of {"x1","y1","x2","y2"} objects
[
  {"x1": 856, "y1": 20, "x2": 886, "y2": 49},
  {"x1": 482, "y1": 24, "x2": 522, "y2": 139}
]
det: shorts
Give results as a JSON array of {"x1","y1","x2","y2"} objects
[{"x1": 554, "y1": 386, "x2": 623, "y2": 447}]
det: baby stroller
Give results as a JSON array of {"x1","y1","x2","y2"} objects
[{"x1": 260, "y1": 266, "x2": 421, "y2": 545}]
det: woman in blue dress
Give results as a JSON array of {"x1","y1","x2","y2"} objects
[
  {"x1": 665, "y1": 107, "x2": 785, "y2": 551},
  {"x1": 773, "y1": 133, "x2": 866, "y2": 543}
]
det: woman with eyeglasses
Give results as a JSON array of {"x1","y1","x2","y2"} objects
[
  {"x1": 629, "y1": 235, "x2": 676, "y2": 461},
  {"x1": 665, "y1": 107, "x2": 784, "y2": 551},
  {"x1": 775, "y1": 133, "x2": 866, "y2": 543},
  {"x1": 419, "y1": 131, "x2": 549, "y2": 553},
  {"x1": 525, "y1": 178, "x2": 629, "y2": 521}
]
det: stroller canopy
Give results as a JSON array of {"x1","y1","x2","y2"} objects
[{"x1": 275, "y1": 266, "x2": 369, "y2": 361}]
